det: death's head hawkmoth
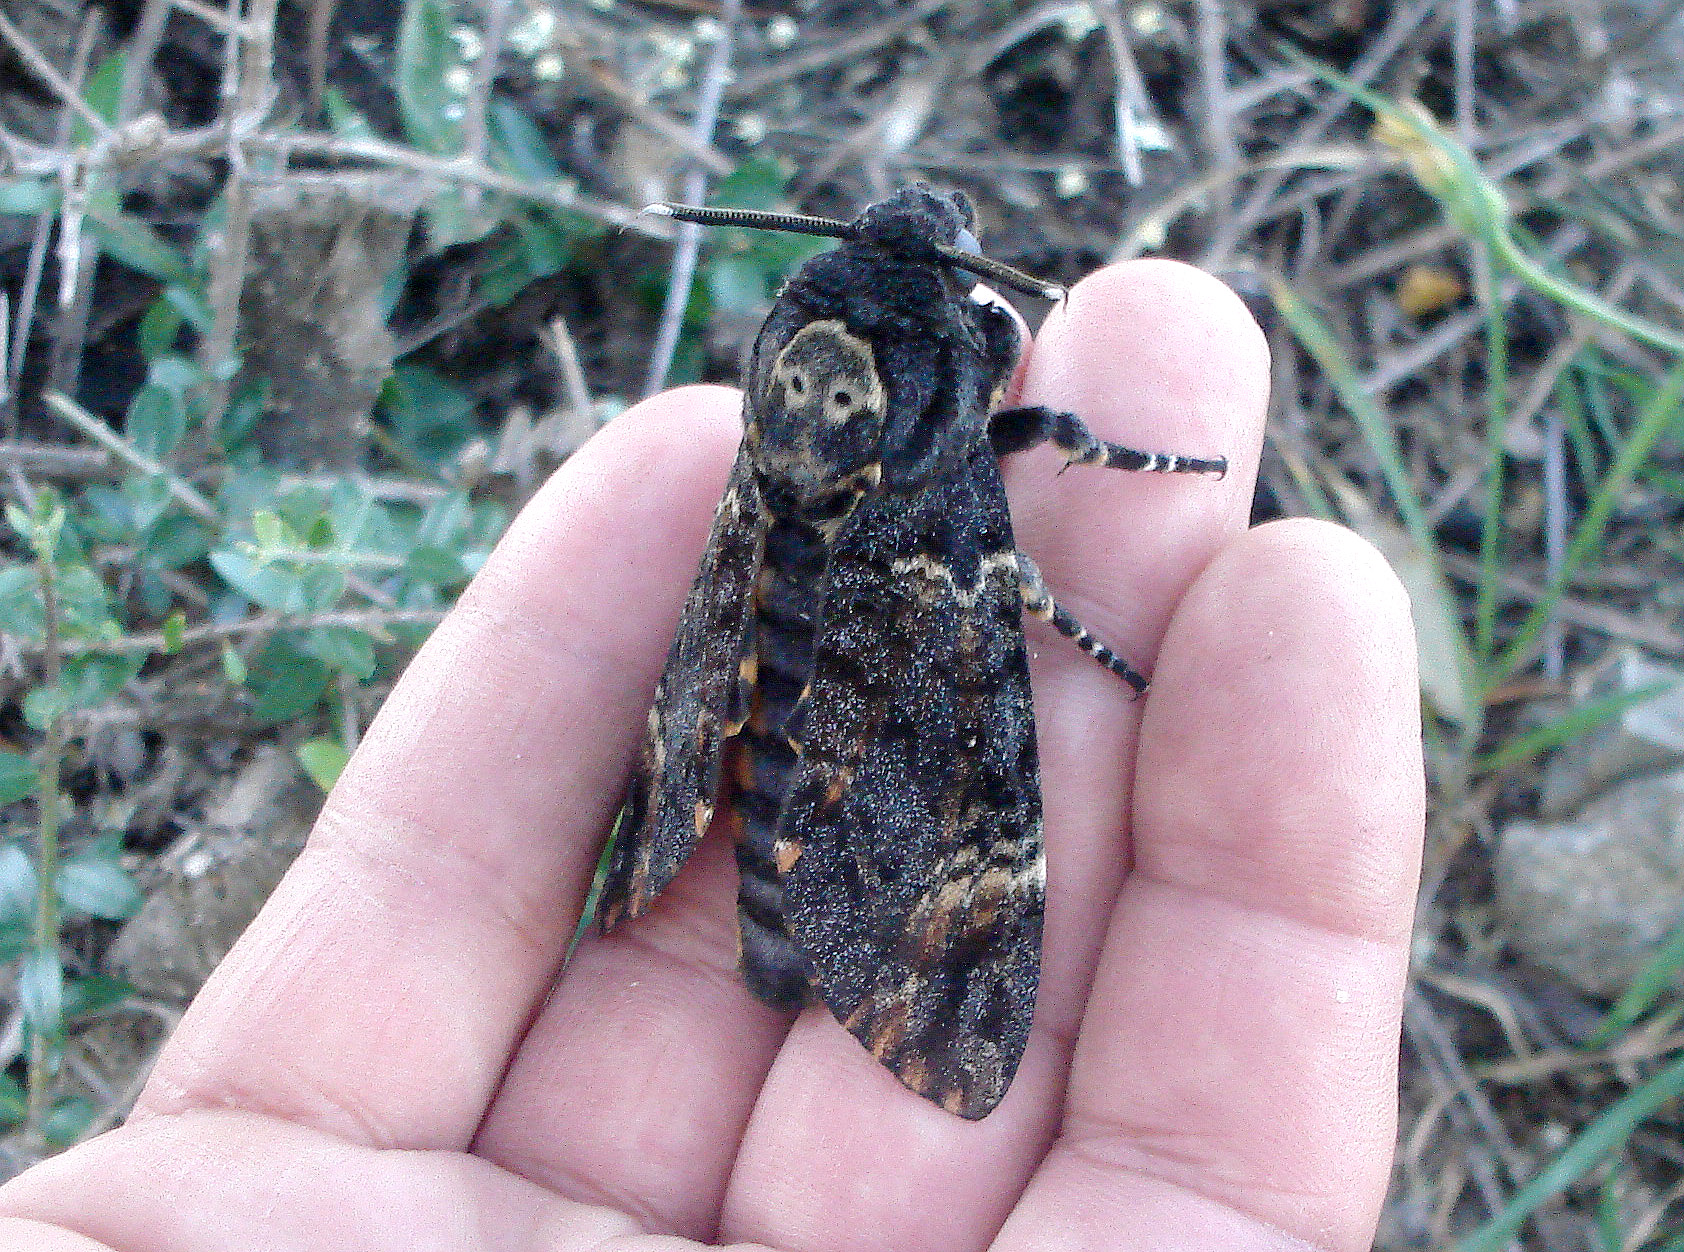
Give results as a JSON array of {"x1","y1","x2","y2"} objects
[{"x1": 598, "y1": 187, "x2": 1225, "y2": 1119}]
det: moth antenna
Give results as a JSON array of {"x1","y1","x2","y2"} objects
[
  {"x1": 643, "y1": 202, "x2": 1064, "y2": 300},
  {"x1": 643, "y1": 202, "x2": 857, "y2": 240},
  {"x1": 935, "y1": 244, "x2": 1065, "y2": 302}
]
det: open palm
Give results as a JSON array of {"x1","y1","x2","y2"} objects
[{"x1": 0, "y1": 261, "x2": 1423, "y2": 1252}]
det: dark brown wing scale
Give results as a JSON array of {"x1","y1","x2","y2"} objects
[
  {"x1": 598, "y1": 186, "x2": 1225, "y2": 1120},
  {"x1": 779, "y1": 441, "x2": 1042, "y2": 1119},
  {"x1": 597, "y1": 451, "x2": 766, "y2": 927}
]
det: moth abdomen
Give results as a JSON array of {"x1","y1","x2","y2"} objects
[{"x1": 725, "y1": 504, "x2": 840, "y2": 1008}]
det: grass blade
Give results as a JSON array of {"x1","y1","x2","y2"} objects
[
  {"x1": 1455, "y1": 1050, "x2": 1684, "y2": 1252},
  {"x1": 1494, "y1": 361, "x2": 1684, "y2": 680}
]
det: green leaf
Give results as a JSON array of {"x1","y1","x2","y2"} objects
[
  {"x1": 24, "y1": 655, "x2": 143, "y2": 729},
  {"x1": 324, "y1": 87, "x2": 378, "y2": 141},
  {"x1": 210, "y1": 548, "x2": 305, "y2": 612},
  {"x1": 0, "y1": 561, "x2": 120, "y2": 645},
  {"x1": 382, "y1": 364, "x2": 478, "y2": 458},
  {"x1": 137, "y1": 295, "x2": 186, "y2": 359},
  {"x1": 41, "y1": 1096, "x2": 94, "y2": 1150},
  {"x1": 488, "y1": 96, "x2": 564, "y2": 181},
  {"x1": 86, "y1": 208, "x2": 190, "y2": 286},
  {"x1": 246, "y1": 638, "x2": 331, "y2": 724},
  {"x1": 141, "y1": 514, "x2": 212, "y2": 569},
  {"x1": 478, "y1": 238, "x2": 541, "y2": 307},
  {"x1": 252, "y1": 510, "x2": 287, "y2": 551},
  {"x1": 221, "y1": 644, "x2": 247, "y2": 685},
  {"x1": 710, "y1": 156, "x2": 797, "y2": 212},
  {"x1": 416, "y1": 490, "x2": 470, "y2": 547},
  {"x1": 221, "y1": 382, "x2": 269, "y2": 448},
  {"x1": 19, "y1": 946, "x2": 65, "y2": 1037},
  {"x1": 66, "y1": 653, "x2": 143, "y2": 705},
  {"x1": 707, "y1": 253, "x2": 779, "y2": 317},
  {"x1": 147, "y1": 354, "x2": 205, "y2": 396},
  {"x1": 125, "y1": 381, "x2": 187, "y2": 460},
  {"x1": 0, "y1": 566, "x2": 42, "y2": 637},
  {"x1": 53, "y1": 564, "x2": 121, "y2": 640},
  {"x1": 404, "y1": 544, "x2": 467, "y2": 586},
  {"x1": 161, "y1": 610, "x2": 187, "y2": 653},
  {"x1": 396, "y1": 0, "x2": 465, "y2": 156},
  {"x1": 0, "y1": 752, "x2": 35, "y2": 805},
  {"x1": 421, "y1": 187, "x2": 494, "y2": 251},
  {"x1": 304, "y1": 513, "x2": 335, "y2": 550},
  {"x1": 64, "y1": 973, "x2": 133, "y2": 1020},
  {"x1": 122, "y1": 473, "x2": 174, "y2": 533},
  {"x1": 296, "y1": 738, "x2": 351, "y2": 792},
  {"x1": 21, "y1": 686, "x2": 69, "y2": 732},
  {"x1": 1455, "y1": 1052, "x2": 1684, "y2": 1252},
  {"x1": 162, "y1": 283, "x2": 214, "y2": 333},
  {"x1": 296, "y1": 565, "x2": 349, "y2": 614},
  {"x1": 0, "y1": 846, "x2": 40, "y2": 929},
  {"x1": 301, "y1": 626, "x2": 377, "y2": 680},
  {"x1": 0, "y1": 1073, "x2": 26, "y2": 1128},
  {"x1": 0, "y1": 180, "x2": 56, "y2": 215},
  {"x1": 78, "y1": 51, "x2": 126, "y2": 130},
  {"x1": 1588, "y1": 917, "x2": 1684, "y2": 1047},
  {"x1": 56, "y1": 857, "x2": 143, "y2": 921},
  {"x1": 1478, "y1": 681, "x2": 1676, "y2": 776}
]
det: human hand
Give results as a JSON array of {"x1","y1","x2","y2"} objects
[{"x1": 0, "y1": 260, "x2": 1423, "y2": 1252}]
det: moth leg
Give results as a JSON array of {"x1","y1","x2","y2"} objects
[
  {"x1": 1015, "y1": 553, "x2": 1149, "y2": 695},
  {"x1": 989, "y1": 406, "x2": 1227, "y2": 478}
]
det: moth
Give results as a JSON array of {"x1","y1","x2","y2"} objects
[{"x1": 598, "y1": 187, "x2": 1225, "y2": 1119}]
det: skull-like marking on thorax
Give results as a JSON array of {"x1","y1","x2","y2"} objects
[{"x1": 768, "y1": 320, "x2": 887, "y2": 427}]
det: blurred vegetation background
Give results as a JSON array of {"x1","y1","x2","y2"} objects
[{"x1": 2, "y1": 0, "x2": 1683, "y2": 1246}]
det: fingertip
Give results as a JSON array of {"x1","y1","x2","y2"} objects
[
  {"x1": 1141, "y1": 516, "x2": 1425, "y2": 942},
  {"x1": 1025, "y1": 259, "x2": 1269, "y2": 462},
  {"x1": 1228, "y1": 518, "x2": 1420, "y2": 685}
]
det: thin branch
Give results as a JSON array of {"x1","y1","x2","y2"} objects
[
  {"x1": 0, "y1": 441, "x2": 114, "y2": 480},
  {"x1": 34, "y1": 607, "x2": 448, "y2": 656},
  {"x1": 732, "y1": 0, "x2": 954, "y2": 97},
  {"x1": 578, "y1": 59, "x2": 733, "y2": 177},
  {"x1": 43, "y1": 10, "x2": 104, "y2": 416},
  {"x1": 197, "y1": 0, "x2": 281, "y2": 431},
  {"x1": 1202, "y1": 0, "x2": 1446, "y2": 267},
  {"x1": 542, "y1": 315, "x2": 594, "y2": 419},
  {"x1": 260, "y1": 134, "x2": 661, "y2": 233},
  {"x1": 458, "y1": 0, "x2": 515, "y2": 222},
  {"x1": 1191, "y1": 0, "x2": 1238, "y2": 179},
  {"x1": 171, "y1": 0, "x2": 254, "y2": 36},
  {"x1": 43, "y1": 392, "x2": 220, "y2": 523},
  {"x1": 1098, "y1": 0, "x2": 1148, "y2": 185},
  {"x1": 0, "y1": 7, "x2": 114, "y2": 142},
  {"x1": 116, "y1": 0, "x2": 174, "y2": 126},
  {"x1": 642, "y1": 0, "x2": 743, "y2": 398}
]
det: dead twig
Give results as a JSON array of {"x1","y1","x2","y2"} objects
[
  {"x1": 730, "y1": 0, "x2": 954, "y2": 98},
  {"x1": 27, "y1": 607, "x2": 448, "y2": 657},
  {"x1": 0, "y1": 7, "x2": 113, "y2": 142},
  {"x1": 195, "y1": 0, "x2": 279, "y2": 432},
  {"x1": 44, "y1": 392, "x2": 220, "y2": 523},
  {"x1": 1090, "y1": 0, "x2": 1149, "y2": 185},
  {"x1": 642, "y1": 0, "x2": 743, "y2": 398},
  {"x1": 43, "y1": 10, "x2": 105, "y2": 418},
  {"x1": 459, "y1": 0, "x2": 515, "y2": 224}
]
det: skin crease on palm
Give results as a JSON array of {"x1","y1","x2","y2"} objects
[{"x1": 0, "y1": 260, "x2": 1424, "y2": 1252}]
